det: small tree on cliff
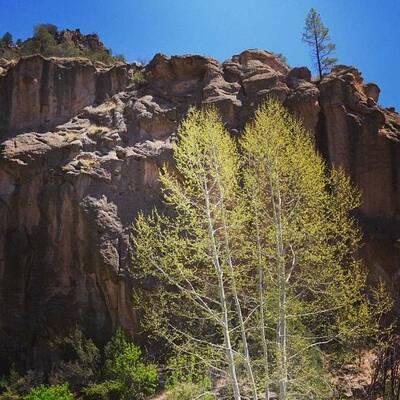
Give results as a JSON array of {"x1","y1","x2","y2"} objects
[
  {"x1": 0, "y1": 32, "x2": 15, "y2": 59},
  {"x1": 302, "y1": 8, "x2": 337, "y2": 79},
  {"x1": 0, "y1": 32, "x2": 13, "y2": 47}
]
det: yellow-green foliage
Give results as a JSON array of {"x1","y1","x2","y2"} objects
[
  {"x1": 131, "y1": 101, "x2": 391, "y2": 399},
  {"x1": 165, "y1": 354, "x2": 210, "y2": 390},
  {"x1": 240, "y1": 101, "x2": 391, "y2": 398},
  {"x1": 165, "y1": 354, "x2": 213, "y2": 400},
  {"x1": 23, "y1": 384, "x2": 73, "y2": 400},
  {"x1": 166, "y1": 382, "x2": 215, "y2": 400},
  {"x1": 129, "y1": 70, "x2": 146, "y2": 87}
]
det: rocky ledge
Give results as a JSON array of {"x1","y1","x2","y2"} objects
[{"x1": 0, "y1": 49, "x2": 399, "y2": 370}]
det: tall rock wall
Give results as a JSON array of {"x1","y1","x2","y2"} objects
[
  {"x1": 318, "y1": 65, "x2": 400, "y2": 302},
  {"x1": 0, "y1": 55, "x2": 129, "y2": 138},
  {"x1": 0, "y1": 50, "x2": 399, "y2": 370}
]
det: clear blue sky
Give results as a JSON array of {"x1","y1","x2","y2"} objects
[{"x1": 0, "y1": 0, "x2": 398, "y2": 108}]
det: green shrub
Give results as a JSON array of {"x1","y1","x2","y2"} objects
[
  {"x1": 113, "y1": 54, "x2": 126, "y2": 62},
  {"x1": 49, "y1": 327, "x2": 100, "y2": 390},
  {"x1": 0, "y1": 367, "x2": 42, "y2": 400},
  {"x1": 81, "y1": 380, "x2": 123, "y2": 400},
  {"x1": 165, "y1": 354, "x2": 212, "y2": 400},
  {"x1": 166, "y1": 382, "x2": 215, "y2": 400},
  {"x1": 101, "y1": 329, "x2": 157, "y2": 399},
  {"x1": 23, "y1": 384, "x2": 73, "y2": 400},
  {"x1": 128, "y1": 70, "x2": 146, "y2": 87},
  {"x1": 165, "y1": 354, "x2": 210, "y2": 390}
]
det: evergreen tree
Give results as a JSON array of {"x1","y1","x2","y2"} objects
[
  {"x1": 1, "y1": 32, "x2": 13, "y2": 47},
  {"x1": 0, "y1": 32, "x2": 15, "y2": 59},
  {"x1": 302, "y1": 8, "x2": 337, "y2": 79}
]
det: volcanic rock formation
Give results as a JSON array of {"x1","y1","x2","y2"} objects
[
  {"x1": 0, "y1": 55, "x2": 130, "y2": 136},
  {"x1": 0, "y1": 49, "x2": 399, "y2": 370}
]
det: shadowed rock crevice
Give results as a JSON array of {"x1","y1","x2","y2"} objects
[{"x1": 315, "y1": 108, "x2": 330, "y2": 162}]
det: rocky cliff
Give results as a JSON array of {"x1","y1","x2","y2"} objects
[
  {"x1": 0, "y1": 49, "x2": 399, "y2": 370},
  {"x1": 0, "y1": 55, "x2": 130, "y2": 136}
]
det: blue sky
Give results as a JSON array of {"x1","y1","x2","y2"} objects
[{"x1": 0, "y1": 0, "x2": 398, "y2": 108}]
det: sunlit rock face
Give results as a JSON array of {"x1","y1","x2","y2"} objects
[
  {"x1": 0, "y1": 49, "x2": 399, "y2": 369},
  {"x1": 318, "y1": 65, "x2": 400, "y2": 304},
  {"x1": 0, "y1": 55, "x2": 129, "y2": 138}
]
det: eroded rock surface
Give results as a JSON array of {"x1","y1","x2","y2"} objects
[
  {"x1": 318, "y1": 65, "x2": 400, "y2": 302},
  {"x1": 0, "y1": 55, "x2": 130, "y2": 137},
  {"x1": 0, "y1": 49, "x2": 399, "y2": 369}
]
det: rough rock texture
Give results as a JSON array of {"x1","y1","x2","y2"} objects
[
  {"x1": 318, "y1": 65, "x2": 400, "y2": 303},
  {"x1": 55, "y1": 28, "x2": 112, "y2": 55},
  {"x1": 0, "y1": 49, "x2": 399, "y2": 370},
  {"x1": 0, "y1": 55, "x2": 130, "y2": 137}
]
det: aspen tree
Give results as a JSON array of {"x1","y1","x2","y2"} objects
[
  {"x1": 132, "y1": 102, "x2": 390, "y2": 400},
  {"x1": 241, "y1": 100, "x2": 390, "y2": 400},
  {"x1": 132, "y1": 109, "x2": 257, "y2": 399}
]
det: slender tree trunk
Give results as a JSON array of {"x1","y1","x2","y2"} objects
[
  {"x1": 270, "y1": 180, "x2": 287, "y2": 400},
  {"x1": 255, "y1": 213, "x2": 271, "y2": 400},
  {"x1": 225, "y1": 238, "x2": 259, "y2": 400},
  {"x1": 314, "y1": 30, "x2": 323, "y2": 79},
  {"x1": 203, "y1": 180, "x2": 241, "y2": 400},
  {"x1": 213, "y1": 150, "x2": 258, "y2": 400}
]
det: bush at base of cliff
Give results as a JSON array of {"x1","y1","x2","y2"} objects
[
  {"x1": 82, "y1": 329, "x2": 157, "y2": 400},
  {"x1": 104, "y1": 329, "x2": 157, "y2": 399},
  {"x1": 166, "y1": 382, "x2": 215, "y2": 400},
  {"x1": 48, "y1": 328, "x2": 100, "y2": 391},
  {"x1": 81, "y1": 380, "x2": 123, "y2": 400},
  {"x1": 22, "y1": 384, "x2": 73, "y2": 400},
  {"x1": 0, "y1": 368, "x2": 44, "y2": 400}
]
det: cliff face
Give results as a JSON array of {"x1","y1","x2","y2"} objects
[
  {"x1": 318, "y1": 66, "x2": 400, "y2": 302},
  {"x1": 0, "y1": 55, "x2": 129, "y2": 137},
  {"x1": 0, "y1": 50, "x2": 399, "y2": 369}
]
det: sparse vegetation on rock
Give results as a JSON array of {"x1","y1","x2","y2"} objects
[
  {"x1": 128, "y1": 70, "x2": 146, "y2": 87},
  {"x1": 0, "y1": 24, "x2": 125, "y2": 64}
]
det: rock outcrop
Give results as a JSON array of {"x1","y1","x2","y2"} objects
[
  {"x1": 0, "y1": 49, "x2": 399, "y2": 370},
  {"x1": 0, "y1": 55, "x2": 130, "y2": 137},
  {"x1": 318, "y1": 65, "x2": 400, "y2": 303},
  {"x1": 55, "y1": 28, "x2": 112, "y2": 55}
]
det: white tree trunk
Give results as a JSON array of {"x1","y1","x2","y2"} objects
[
  {"x1": 255, "y1": 214, "x2": 271, "y2": 400},
  {"x1": 270, "y1": 181, "x2": 288, "y2": 400},
  {"x1": 213, "y1": 151, "x2": 259, "y2": 400},
  {"x1": 203, "y1": 179, "x2": 242, "y2": 400}
]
